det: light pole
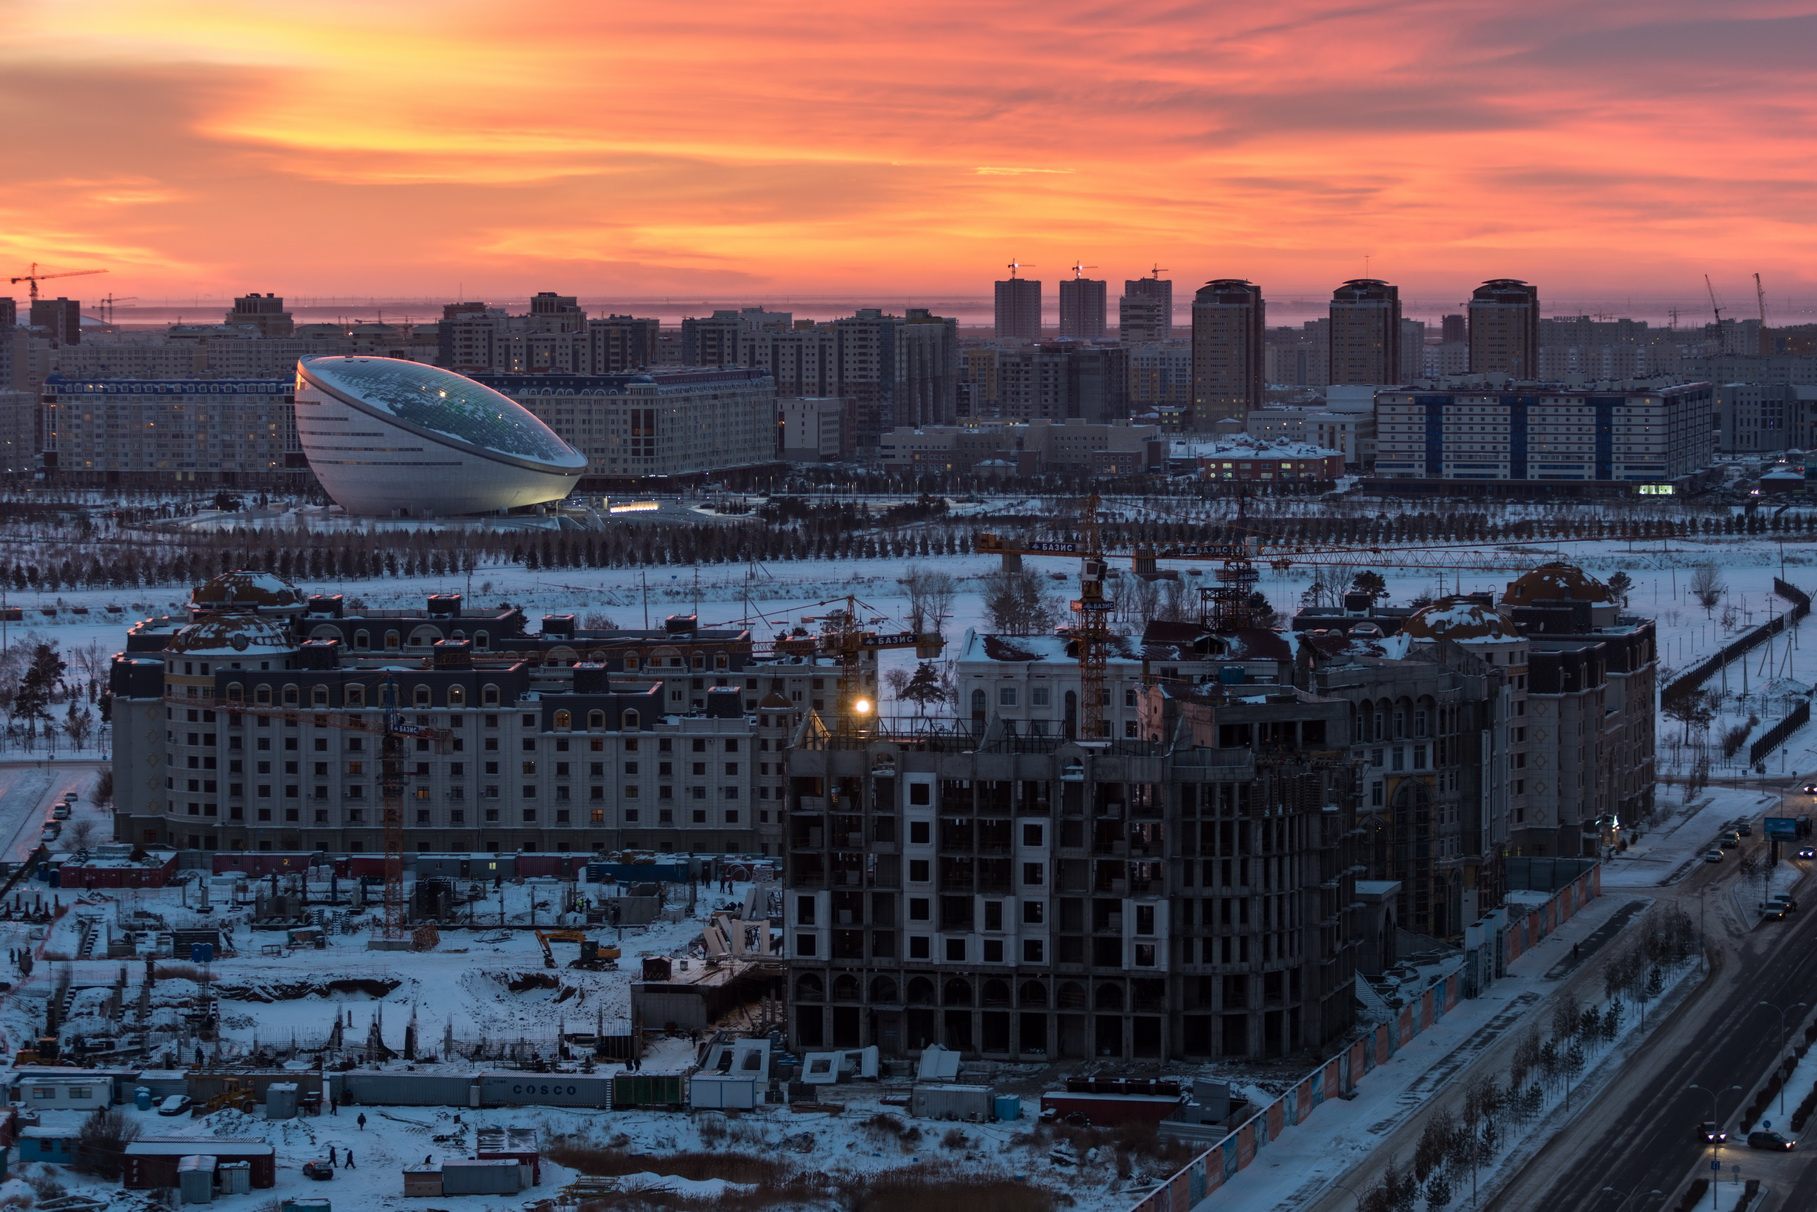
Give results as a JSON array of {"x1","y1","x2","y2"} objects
[
  {"x1": 1756, "y1": 999, "x2": 1809, "y2": 1117},
  {"x1": 1688, "y1": 1083, "x2": 1744, "y2": 1212}
]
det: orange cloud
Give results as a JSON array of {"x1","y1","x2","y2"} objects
[{"x1": 0, "y1": 0, "x2": 1811, "y2": 306}]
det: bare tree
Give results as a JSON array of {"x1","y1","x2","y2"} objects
[
  {"x1": 903, "y1": 567, "x2": 958, "y2": 639},
  {"x1": 66, "y1": 818, "x2": 97, "y2": 852},
  {"x1": 1690, "y1": 563, "x2": 1725, "y2": 616}
]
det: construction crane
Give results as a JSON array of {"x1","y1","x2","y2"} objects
[
  {"x1": 777, "y1": 595, "x2": 944, "y2": 727},
  {"x1": 99, "y1": 294, "x2": 138, "y2": 326},
  {"x1": 8, "y1": 262, "x2": 106, "y2": 303},
  {"x1": 1705, "y1": 274, "x2": 1724, "y2": 329},
  {"x1": 1005, "y1": 258, "x2": 1035, "y2": 279},
  {"x1": 1070, "y1": 261, "x2": 1098, "y2": 279},
  {"x1": 1756, "y1": 272, "x2": 1771, "y2": 355},
  {"x1": 175, "y1": 671, "x2": 448, "y2": 942},
  {"x1": 1147, "y1": 264, "x2": 1169, "y2": 280}
]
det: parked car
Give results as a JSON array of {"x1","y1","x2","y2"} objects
[
  {"x1": 1748, "y1": 1130, "x2": 1796, "y2": 1151},
  {"x1": 1699, "y1": 1121, "x2": 1729, "y2": 1143},
  {"x1": 302, "y1": 1159, "x2": 335, "y2": 1181},
  {"x1": 1769, "y1": 894, "x2": 1799, "y2": 913},
  {"x1": 1704, "y1": 849, "x2": 1724, "y2": 863},
  {"x1": 1762, "y1": 903, "x2": 1787, "y2": 921},
  {"x1": 38, "y1": 827, "x2": 59, "y2": 845},
  {"x1": 1720, "y1": 832, "x2": 1741, "y2": 849},
  {"x1": 1737, "y1": 821, "x2": 1754, "y2": 837},
  {"x1": 156, "y1": 1095, "x2": 192, "y2": 1117},
  {"x1": 49, "y1": 804, "x2": 70, "y2": 821}
]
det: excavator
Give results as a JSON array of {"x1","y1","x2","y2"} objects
[{"x1": 534, "y1": 929, "x2": 620, "y2": 971}]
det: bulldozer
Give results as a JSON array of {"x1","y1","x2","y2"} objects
[{"x1": 535, "y1": 929, "x2": 620, "y2": 971}]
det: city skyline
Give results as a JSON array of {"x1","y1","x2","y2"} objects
[{"x1": 1, "y1": 1, "x2": 1813, "y2": 299}]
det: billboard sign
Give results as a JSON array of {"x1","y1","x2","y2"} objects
[{"x1": 1766, "y1": 816, "x2": 1799, "y2": 840}]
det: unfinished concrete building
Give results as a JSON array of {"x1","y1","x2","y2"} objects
[{"x1": 783, "y1": 688, "x2": 1360, "y2": 1063}]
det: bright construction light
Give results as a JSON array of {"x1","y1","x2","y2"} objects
[{"x1": 852, "y1": 697, "x2": 874, "y2": 716}]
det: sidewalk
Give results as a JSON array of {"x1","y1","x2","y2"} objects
[{"x1": 1199, "y1": 889, "x2": 1653, "y2": 1210}]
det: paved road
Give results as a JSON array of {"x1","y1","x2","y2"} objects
[
  {"x1": 1487, "y1": 844, "x2": 1817, "y2": 1210},
  {"x1": 0, "y1": 761, "x2": 104, "y2": 863}
]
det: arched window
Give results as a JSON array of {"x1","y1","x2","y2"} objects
[
  {"x1": 311, "y1": 685, "x2": 330, "y2": 708},
  {"x1": 346, "y1": 685, "x2": 366, "y2": 708},
  {"x1": 621, "y1": 709, "x2": 640, "y2": 731},
  {"x1": 482, "y1": 684, "x2": 500, "y2": 707},
  {"x1": 254, "y1": 684, "x2": 272, "y2": 706},
  {"x1": 553, "y1": 710, "x2": 572, "y2": 731},
  {"x1": 281, "y1": 684, "x2": 299, "y2": 707},
  {"x1": 384, "y1": 630, "x2": 401, "y2": 650},
  {"x1": 414, "y1": 685, "x2": 432, "y2": 709},
  {"x1": 224, "y1": 683, "x2": 244, "y2": 704},
  {"x1": 625, "y1": 655, "x2": 639, "y2": 670},
  {"x1": 447, "y1": 686, "x2": 465, "y2": 707},
  {"x1": 473, "y1": 631, "x2": 489, "y2": 649},
  {"x1": 353, "y1": 629, "x2": 369, "y2": 650},
  {"x1": 587, "y1": 710, "x2": 605, "y2": 730},
  {"x1": 691, "y1": 654, "x2": 705, "y2": 671}
]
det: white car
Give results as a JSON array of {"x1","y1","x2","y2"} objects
[
  {"x1": 157, "y1": 1095, "x2": 192, "y2": 1116},
  {"x1": 1703, "y1": 848, "x2": 1724, "y2": 863}
]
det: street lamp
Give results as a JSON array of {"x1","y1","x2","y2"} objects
[{"x1": 1756, "y1": 1000, "x2": 1809, "y2": 1116}]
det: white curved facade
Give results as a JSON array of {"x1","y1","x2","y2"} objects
[{"x1": 294, "y1": 356, "x2": 587, "y2": 516}]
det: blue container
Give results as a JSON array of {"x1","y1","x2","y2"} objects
[
  {"x1": 994, "y1": 1094, "x2": 1021, "y2": 1122},
  {"x1": 134, "y1": 1086, "x2": 152, "y2": 1110},
  {"x1": 190, "y1": 942, "x2": 214, "y2": 964}
]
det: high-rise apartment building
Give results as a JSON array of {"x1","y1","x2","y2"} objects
[
  {"x1": 1057, "y1": 277, "x2": 1107, "y2": 341},
  {"x1": 994, "y1": 277, "x2": 1042, "y2": 342},
  {"x1": 681, "y1": 308, "x2": 792, "y2": 367},
  {"x1": 30, "y1": 297, "x2": 81, "y2": 346},
  {"x1": 224, "y1": 293, "x2": 295, "y2": 337},
  {"x1": 41, "y1": 376, "x2": 304, "y2": 489},
  {"x1": 527, "y1": 291, "x2": 586, "y2": 333},
  {"x1": 1190, "y1": 280, "x2": 1265, "y2": 427},
  {"x1": 1327, "y1": 279, "x2": 1401, "y2": 386},
  {"x1": 0, "y1": 298, "x2": 17, "y2": 329},
  {"x1": 1119, "y1": 275, "x2": 1173, "y2": 344},
  {"x1": 587, "y1": 315, "x2": 660, "y2": 373},
  {"x1": 1468, "y1": 279, "x2": 1540, "y2": 378},
  {"x1": 1441, "y1": 314, "x2": 1467, "y2": 344}
]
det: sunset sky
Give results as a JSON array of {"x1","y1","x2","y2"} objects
[{"x1": 3, "y1": 0, "x2": 1814, "y2": 305}]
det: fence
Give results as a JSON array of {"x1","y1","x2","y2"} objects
[
  {"x1": 1662, "y1": 578, "x2": 1811, "y2": 710},
  {"x1": 1129, "y1": 867, "x2": 1602, "y2": 1212},
  {"x1": 1750, "y1": 699, "x2": 1812, "y2": 767}
]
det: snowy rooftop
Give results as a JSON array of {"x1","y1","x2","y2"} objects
[{"x1": 1170, "y1": 436, "x2": 1342, "y2": 461}]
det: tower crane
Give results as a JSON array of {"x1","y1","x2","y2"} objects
[
  {"x1": 99, "y1": 295, "x2": 138, "y2": 326},
  {"x1": 770, "y1": 594, "x2": 944, "y2": 727},
  {"x1": 1006, "y1": 259, "x2": 1035, "y2": 279},
  {"x1": 1070, "y1": 261, "x2": 1099, "y2": 279},
  {"x1": 1755, "y1": 272, "x2": 1770, "y2": 355},
  {"x1": 1147, "y1": 264, "x2": 1169, "y2": 280},
  {"x1": 1704, "y1": 274, "x2": 1724, "y2": 328},
  {"x1": 8, "y1": 263, "x2": 106, "y2": 303},
  {"x1": 174, "y1": 671, "x2": 448, "y2": 942}
]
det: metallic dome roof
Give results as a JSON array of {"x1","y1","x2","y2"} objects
[
  {"x1": 1402, "y1": 598, "x2": 1522, "y2": 643},
  {"x1": 297, "y1": 356, "x2": 586, "y2": 470},
  {"x1": 1500, "y1": 562, "x2": 1612, "y2": 608}
]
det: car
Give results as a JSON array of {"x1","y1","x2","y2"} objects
[
  {"x1": 49, "y1": 804, "x2": 70, "y2": 821},
  {"x1": 1800, "y1": 847, "x2": 1817, "y2": 861},
  {"x1": 1762, "y1": 903, "x2": 1788, "y2": 921},
  {"x1": 156, "y1": 1095, "x2": 192, "y2": 1117},
  {"x1": 1770, "y1": 894, "x2": 1799, "y2": 913},
  {"x1": 1748, "y1": 1130, "x2": 1796, "y2": 1151},
  {"x1": 60, "y1": 790, "x2": 76, "y2": 804},
  {"x1": 1737, "y1": 821, "x2": 1754, "y2": 837},
  {"x1": 1698, "y1": 1121, "x2": 1729, "y2": 1143},
  {"x1": 1704, "y1": 849, "x2": 1724, "y2": 863},
  {"x1": 1804, "y1": 783, "x2": 1817, "y2": 795},
  {"x1": 38, "y1": 828, "x2": 59, "y2": 845},
  {"x1": 302, "y1": 1159, "x2": 336, "y2": 1181},
  {"x1": 1720, "y1": 832, "x2": 1741, "y2": 849}
]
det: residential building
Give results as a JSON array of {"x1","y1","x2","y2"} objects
[
  {"x1": 1169, "y1": 435, "x2": 1344, "y2": 483},
  {"x1": 1372, "y1": 381, "x2": 1716, "y2": 483},
  {"x1": 994, "y1": 277, "x2": 1042, "y2": 342},
  {"x1": 1191, "y1": 280, "x2": 1265, "y2": 428},
  {"x1": 878, "y1": 419, "x2": 1162, "y2": 478},
  {"x1": 1265, "y1": 320, "x2": 1330, "y2": 389},
  {"x1": 41, "y1": 376, "x2": 307, "y2": 490},
  {"x1": 779, "y1": 396, "x2": 847, "y2": 461},
  {"x1": 481, "y1": 367, "x2": 776, "y2": 481},
  {"x1": 29, "y1": 297, "x2": 81, "y2": 346},
  {"x1": 1328, "y1": 279, "x2": 1401, "y2": 386},
  {"x1": 783, "y1": 700, "x2": 1359, "y2": 1060},
  {"x1": 587, "y1": 316, "x2": 660, "y2": 373},
  {"x1": 0, "y1": 298, "x2": 15, "y2": 329},
  {"x1": 1126, "y1": 340, "x2": 1191, "y2": 414},
  {"x1": 1119, "y1": 275, "x2": 1173, "y2": 344},
  {"x1": 1399, "y1": 319, "x2": 1428, "y2": 384},
  {"x1": 111, "y1": 573, "x2": 855, "y2": 857},
  {"x1": 1058, "y1": 277, "x2": 1107, "y2": 341},
  {"x1": 437, "y1": 296, "x2": 663, "y2": 377},
  {"x1": 0, "y1": 390, "x2": 35, "y2": 476},
  {"x1": 224, "y1": 293, "x2": 295, "y2": 337},
  {"x1": 1468, "y1": 279, "x2": 1539, "y2": 378},
  {"x1": 681, "y1": 308, "x2": 792, "y2": 368},
  {"x1": 994, "y1": 343, "x2": 1128, "y2": 423},
  {"x1": 1441, "y1": 314, "x2": 1467, "y2": 344}
]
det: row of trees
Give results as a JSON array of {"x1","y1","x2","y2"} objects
[{"x1": 1358, "y1": 906, "x2": 1698, "y2": 1211}]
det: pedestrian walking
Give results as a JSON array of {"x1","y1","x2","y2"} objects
[
  {"x1": 424, "y1": 1154, "x2": 433, "y2": 1166},
  {"x1": 357, "y1": 1112, "x2": 367, "y2": 1131},
  {"x1": 344, "y1": 1150, "x2": 355, "y2": 1170},
  {"x1": 328, "y1": 1145, "x2": 337, "y2": 1168}
]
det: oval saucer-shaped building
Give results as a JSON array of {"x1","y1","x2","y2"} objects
[{"x1": 294, "y1": 356, "x2": 587, "y2": 516}]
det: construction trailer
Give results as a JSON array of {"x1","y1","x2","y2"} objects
[{"x1": 123, "y1": 1139, "x2": 275, "y2": 1190}]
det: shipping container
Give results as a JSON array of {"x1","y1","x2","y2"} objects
[
  {"x1": 611, "y1": 1073, "x2": 686, "y2": 1110},
  {"x1": 911, "y1": 1083, "x2": 995, "y2": 1121},
  {"x1": 474, "y1": 1073, "x2": 617, "y2": 1109},
  {"x1": 402, "y1": 1166, "x2": 442, "y2": 1198},
  {"x1": 334, "y1": 1071, "x2": 476, "y2": 1108},
  {"x1": 587, "y1": 860, "x2": 691, "y2": 884},
  {"x1": 690, "y1": 1074, "x2": 762, "y2": 1110},
  {"x1": 441, "y1": 1159, "x2": 525, "y2": 1196}
]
